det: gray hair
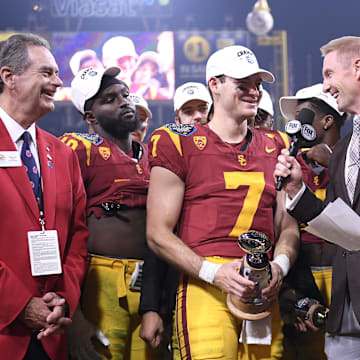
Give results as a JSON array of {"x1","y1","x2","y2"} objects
[
  {"x1": 320, "y1": 36, "x2": 360, "y2": 68},
  {"x1": 0, "y1": 33, "x2": 51, "y2": 93}
]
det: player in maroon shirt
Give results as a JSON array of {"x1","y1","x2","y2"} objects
[
  {"x1": 279, "y1": 83, "x2": 347, "y2": 360},
  {"x1": 61, "y1": 66, "x2": 158, "y2": 360},
  {"x1": 173, "y1": 82, "x2": 212, "y2": 126},
  {"x1": 146, "y1": 45, "x2": 300, "y2": 360},
  {"x1": 139, "y1": 81, "x2": 212, "y2": 354}
]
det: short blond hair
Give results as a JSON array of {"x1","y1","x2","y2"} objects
[{"x1": 320, "y1": 36, "x2": 360, "y2": 67}]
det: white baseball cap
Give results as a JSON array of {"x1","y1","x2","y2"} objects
[
  {"x1": 102, "y1": 36, "x2": 138, "y2": 67},
  {"x1": 280, "y1": 83, "x2": 344, "y2": 120},
  {"x1": 71, "y1": 66, "x2": 121, "y2": 114},
  {"x1": 69, "y1": 49, "x2": 101, "y2": 75},
  {"x1": 206, "y1": 45, "x2": 275, "y2": 84},
  {"x1": 129, "y1": 93, "x2": 152, "y2": 119},
  {"x1": 173, "y1": 82, "x2": 212, "y2": 111},
  {"x1": 258, "y1": 89, "x2": 274, "y2": 117}
]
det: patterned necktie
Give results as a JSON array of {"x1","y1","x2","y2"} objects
[
  {"x1": 21, "y1": 131, "x2": 40, "y2": 203},
  {"x1": 346, "y1": 116, "x2": 360, "y2": 203}
]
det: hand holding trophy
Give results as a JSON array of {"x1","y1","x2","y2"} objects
[{"x1": 227, "y1": 231, "x2": 274, "y2": 320}]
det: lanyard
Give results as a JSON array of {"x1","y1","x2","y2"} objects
[{"x1": 37, "y1": 174, "x2": 46, "y2": 232}]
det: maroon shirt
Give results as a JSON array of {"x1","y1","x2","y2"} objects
[
  {"x1": 60, "y1": 133, "x2": 149, "y2": 217},
  {"x1": 297, "y1": 150, "x2": 329, "y2": 244},
  {"x1": 149, "y1": 124, "x2": 289, "y2": 258}
]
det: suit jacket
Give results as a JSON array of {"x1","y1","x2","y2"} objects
[
  {"x1": 290, "y1": 132, "x2": 360, "y2": 334},
  {"x1": 0, "y1": 118, "x2": 88, "y2": 359}
]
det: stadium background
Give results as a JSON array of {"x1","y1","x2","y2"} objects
[{"x1": 0, "y1": 0, "x2": 357, "y2": 139}]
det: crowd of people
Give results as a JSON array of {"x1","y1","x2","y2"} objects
[
  {"x1": 69, "y1": 35, "x2": 174, "y2": 101},
  {"x1": 1, "y1": 31, "x2": 360, "y2": 360}
]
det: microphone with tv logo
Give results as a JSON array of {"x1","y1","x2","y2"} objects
[{"x1": 275, "y1": 108, "x2": 316, "y2": 191}]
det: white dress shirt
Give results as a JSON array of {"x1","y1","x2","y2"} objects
[{"x1": 0, "y1": 106, "x2": 41, "y2": 175}]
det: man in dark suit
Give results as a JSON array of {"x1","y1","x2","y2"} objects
[
  {"x1": 0, "y1": 33, "x2": 88, "y2": 359},
  {"x1": 274, "y1": 36, "x2": 360, "y2": 359}
]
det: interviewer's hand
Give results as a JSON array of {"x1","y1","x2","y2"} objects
[{"x1": 274, "y1": 149, "x2": 304, "y2": 198}]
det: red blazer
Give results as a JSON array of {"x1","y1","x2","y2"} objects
[{"x1": 0, "y1": 118, "x2": 88, "y2": 359}]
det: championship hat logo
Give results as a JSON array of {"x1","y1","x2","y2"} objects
[
  {"x1": 99, "y1": 147, "x2": 111, "y2": 160},
  {"x1": 166, "y1": 123, "x2": 197, "y2": 137},
  {"x1": 80, "y1": 67, "x2": 98, "y2": 80},
  {"x1": 88, "y1": 70, "x2": 98, "y2": 77},
  {"x1": 193, "y1": 136, "x2": 207, "y2": 150},
  {"x1": 246, "y1": 55, "x2": 254, "y2": 64}
]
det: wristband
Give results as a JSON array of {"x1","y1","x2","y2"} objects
[
  {"x1": 273, "y1": 254, "x2": 290, "y2": 277},
  {"x1": 198, "y1": 260, "x2": 222, "y2": 284}
]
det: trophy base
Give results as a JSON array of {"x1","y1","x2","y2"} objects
[{"x1": 227, "y1": 294, "x2": 273, "y2": 321}]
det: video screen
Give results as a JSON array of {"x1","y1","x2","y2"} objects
[{"x1": 52, "y1": 31, "x2": 175, "y2": 101}]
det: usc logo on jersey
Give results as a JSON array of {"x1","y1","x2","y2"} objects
[
  {"x1": 99, "y1": 147, "x2": 111, "y2": 160},
  {"x1": 238, "y1": 155, "x2": 247, "y2": 166},
  {"x1": 314, "y1": 176, "x2": 319, "y2": 186},
  {"x1": 193, "y1": 136, "x2": 207, "y2": 150},
  {"x1": 136, "y1": 164, "x2": 143, "y2": 175}
]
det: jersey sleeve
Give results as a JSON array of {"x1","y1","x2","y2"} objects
[
  {"x1": 148, "y1": 125, "x2": 187, "y2": 181},
  {"x1": 274, "y1": 130, "x2": 290, "y2": 150},
  {"x1": 259, "y1": 129, "x2": 290, "y2": 158}
]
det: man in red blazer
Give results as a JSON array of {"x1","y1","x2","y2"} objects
[{"x1": 0, "y1": 34, "x2": 88, "y2": 359}]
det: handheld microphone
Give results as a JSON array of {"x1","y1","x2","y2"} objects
[{"x1": 275, "y1": 108, "x2": 316, "y2": 191}]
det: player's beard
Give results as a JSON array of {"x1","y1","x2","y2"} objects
[{"x1": 98, "y1": 112, "x2": 140, "y2": 139}]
